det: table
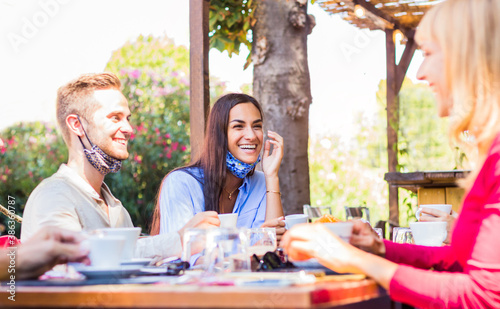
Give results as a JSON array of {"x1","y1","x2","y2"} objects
[
  {"x1": 385, "y1": 170, "x2": 469, "y2": 214},
  {"x1": 0, "y1": 278, "x2": 389, "y2": 308}
]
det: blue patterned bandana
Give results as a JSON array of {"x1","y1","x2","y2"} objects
[
  {"x1": 77, "y1": 116, "x2": 122, "y2": 175},
  {"x1": 226, "y1": 151, "x2": 260, "y2": 179}
]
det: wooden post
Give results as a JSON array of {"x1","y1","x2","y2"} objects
[
  {"x1": 385, "y1": 29, "x2": 399, "y2": 227},
  {"x1": 189, "y1": 0, "x2": 210, "y2": 162}
]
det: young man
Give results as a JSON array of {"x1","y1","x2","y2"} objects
[{"x1": 21, "y1": 73, "x2": 219, "y2": 258}]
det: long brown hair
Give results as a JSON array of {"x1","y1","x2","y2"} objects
[{"x1": 150, "y1": 93, "x2": 263, "y2": 235}]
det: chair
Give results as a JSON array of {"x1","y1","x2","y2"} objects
[
  {"x1": 303, "y1": 204, "x2": 333, "y2": 222},
  {"x1": 344, "y1": 206, "x2": 370, "y2": 223}
]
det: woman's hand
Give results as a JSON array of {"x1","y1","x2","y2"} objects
[
  {"x1": 261, "y1": 216, "x2": 286, "y2": 242},
  {"x1": 281, "y1": 223, "x2": 398, "y2": 290},
  {"x1": 177, "y1": 211, "x2": 220, "y2": 242},
  {"x1": 16, "y1": 227, "x2": 89, "y2": 280},
  {"x1": 262, "y1": 130, "x2": 284, "y2": 178},
  {"x1": 349, "y1": 220, "x2": 386, "y2": 257},
  {"x1": 281, "y1": 223, "x2": 365, "y2": 274}
]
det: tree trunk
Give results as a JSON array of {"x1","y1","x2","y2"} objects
[{"x1": 252, "y1": 0, "x2": 312, "y2": 215}]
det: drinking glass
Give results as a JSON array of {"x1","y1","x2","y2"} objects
[
  {"x1": 246, "y1": 228, "x2": 277, "y2": 257},
  {"x1": 204, "y1": 228, "x2": 250, "y2": 274},
  {"x1": 392, "y1": 227, "x2": 414, "y2": 244},
  {"x1": 182, "y1": 228, "x2": 208, "y2": 269},
  {"x1": 373, "y1": 227, "x2": 383, "y2": 239}
]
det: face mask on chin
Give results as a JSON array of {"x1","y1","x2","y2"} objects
[
  {"x1": 226, "y1": 151, "x2": 260, "y2": 179},
  {"x1": 77, "y1": 115, "x2": 122, "y2": 175}
]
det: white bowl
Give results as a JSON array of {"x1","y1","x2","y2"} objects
[
  {"x1": 323, "y1": 222, "x2": 353, "y2": 242},
  {"x1": 410, "y1": 221, "x2": 447, "y2": 246}
]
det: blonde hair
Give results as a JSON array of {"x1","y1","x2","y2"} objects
[
  {"x1": 56, "y1": 73, "x2": 122, "y2": 145},
  {"x1": 416, "y1": 0, "x2": 500, "y2": 190}
]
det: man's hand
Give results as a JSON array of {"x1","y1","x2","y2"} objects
[
  {"x1": 16, "y1": 226, "x2": 89, "y2": 280},
  {"x1": 177, "y1": 211, "x2": 220, "y2": 242}
]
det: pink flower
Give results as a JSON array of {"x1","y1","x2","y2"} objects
[
  {"x1": 137, "y1": 123, "x2": 146, "y2": 132},
  {"x1": 135, "y1": 89, "x2": 144, "y2": 96},
  {"x1": 155, "y1": 128, "x2": 160, "y2": 135},
  {"x1": 129, "y1": 69, "x2": 141, "y2": 79},
  {"x1": 28, "y1": 171, "x2": 33, "y2": 178},
  {"x1": 0, "y1": 148, "x2": 5, "y2": 154},
  {"x1": 134, "y1": 154, "x2": 142, "y2": 164},
  {"x1": 164, "y1": 133, "x2": 171, "y2": 139},
  {"x1": 166, "y1": 151, "x2": 172, "y2": 159},
  {"x1": 172, "y1": 142, "x2": 178, "y2": 151},
  {"x1": 181, "y1": 145, "x2": 187, "y2": 152}
]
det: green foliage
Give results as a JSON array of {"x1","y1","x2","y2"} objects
[
  {"x1": 0, "y1": 122, "x2": 67, "y2": 235},
  {"x1": 209, "y1": 0, "x2": 255, "y2": 58},
  {"x1": 375, "y1": 78, "x2": 462, "y2": 172},
  {"x1": 105, "y1": 34, "x2": 226, "y2": 231},
  {"x1": 309, "y1": 134, "x2": 388, "y2": 225},
  {"x1": 310, "y1": 78, "x2": 465, "y2": 228},
  {"x1": 0, "y1": 35, "x2": 226, "y2": 236}
]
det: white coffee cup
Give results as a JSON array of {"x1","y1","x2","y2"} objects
[
  {"x1": 87, "y1": 235, "x2": 126, "y2": 268},
  {"x1": 323, "y1": 222, "x2": 354, "y2": 242},
  {"x1": 415, "y1": 204, "x2": 452, "y2": 221},
  {"x1": 97, "y1": 227, "x2": 141, "y2": 261},
  {"x1": 284, "y1": 214, "x2": 309, "y2": 229},
  {"x1": 409, "y1": 221, "x2": 447, "y2": 246},
  {"x1": 218, "y1": 213, "x2": 238, "y2": 228}
]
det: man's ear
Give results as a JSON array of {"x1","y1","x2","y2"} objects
[{"x1": 66, "y1": 114, "x2": 84, "y2": 137}]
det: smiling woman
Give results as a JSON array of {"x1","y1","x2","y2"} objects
[{"x1": 150, "y1": 93, "x2": 286, "y2": 240}]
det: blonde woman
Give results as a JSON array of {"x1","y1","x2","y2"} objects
[{"x1": 282, "y1": 0, "x2": 500, "y2": 307}]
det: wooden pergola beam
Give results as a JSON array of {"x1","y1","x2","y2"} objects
[
  {"x1": 385, "y1": 29, "x2": 400, "y2": 228},
  {"x1": 189, "y1": 0, "x2": 210, "y2": 162},
  {"x1": 354, "y1": 0, "x2": 413, "y2": 36},
  {"x1": 386, "y1": 29, "x2": 417, "y2": 228}
]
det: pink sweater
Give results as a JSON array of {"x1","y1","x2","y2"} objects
[{"x1": 386, "y1": 135, "x2": 500, "y2": 308}]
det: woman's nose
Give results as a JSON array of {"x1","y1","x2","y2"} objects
[
  {"x1": 416, "y1": 62, "x2": 426, "y2": 81},
  {"x1": 243, "y1": 127, "x2": 257, "y2": 139}
]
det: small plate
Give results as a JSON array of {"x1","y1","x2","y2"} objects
[
  {"x1": 121, "y1": 258, "x2": 152, "y2": 266},
  {"x1": 74, "y1": 265, "x2": 142, "y2": 279}
]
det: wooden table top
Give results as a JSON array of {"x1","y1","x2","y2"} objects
[{"x1": 0, "y1": 277, "x2": 387, "y2": 308}]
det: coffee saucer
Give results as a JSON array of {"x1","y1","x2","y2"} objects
[
  {"x1": 73, "y1": 265, "x2": 142, "y2": 279},
  {"x1": 121, "y1": 258, "x2": 152, "y2": 266}
]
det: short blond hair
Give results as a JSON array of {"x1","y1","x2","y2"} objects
[
  {"x1": 56, "y1": 73, "x2": 122, "y2": 145},
  {"x1": 416, "y1": 0, "x2": 500, "y2": 189}
]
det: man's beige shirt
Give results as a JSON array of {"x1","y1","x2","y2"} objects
[{"x1": 21, "y1": 164, "x2": 181, "y2": 259}]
